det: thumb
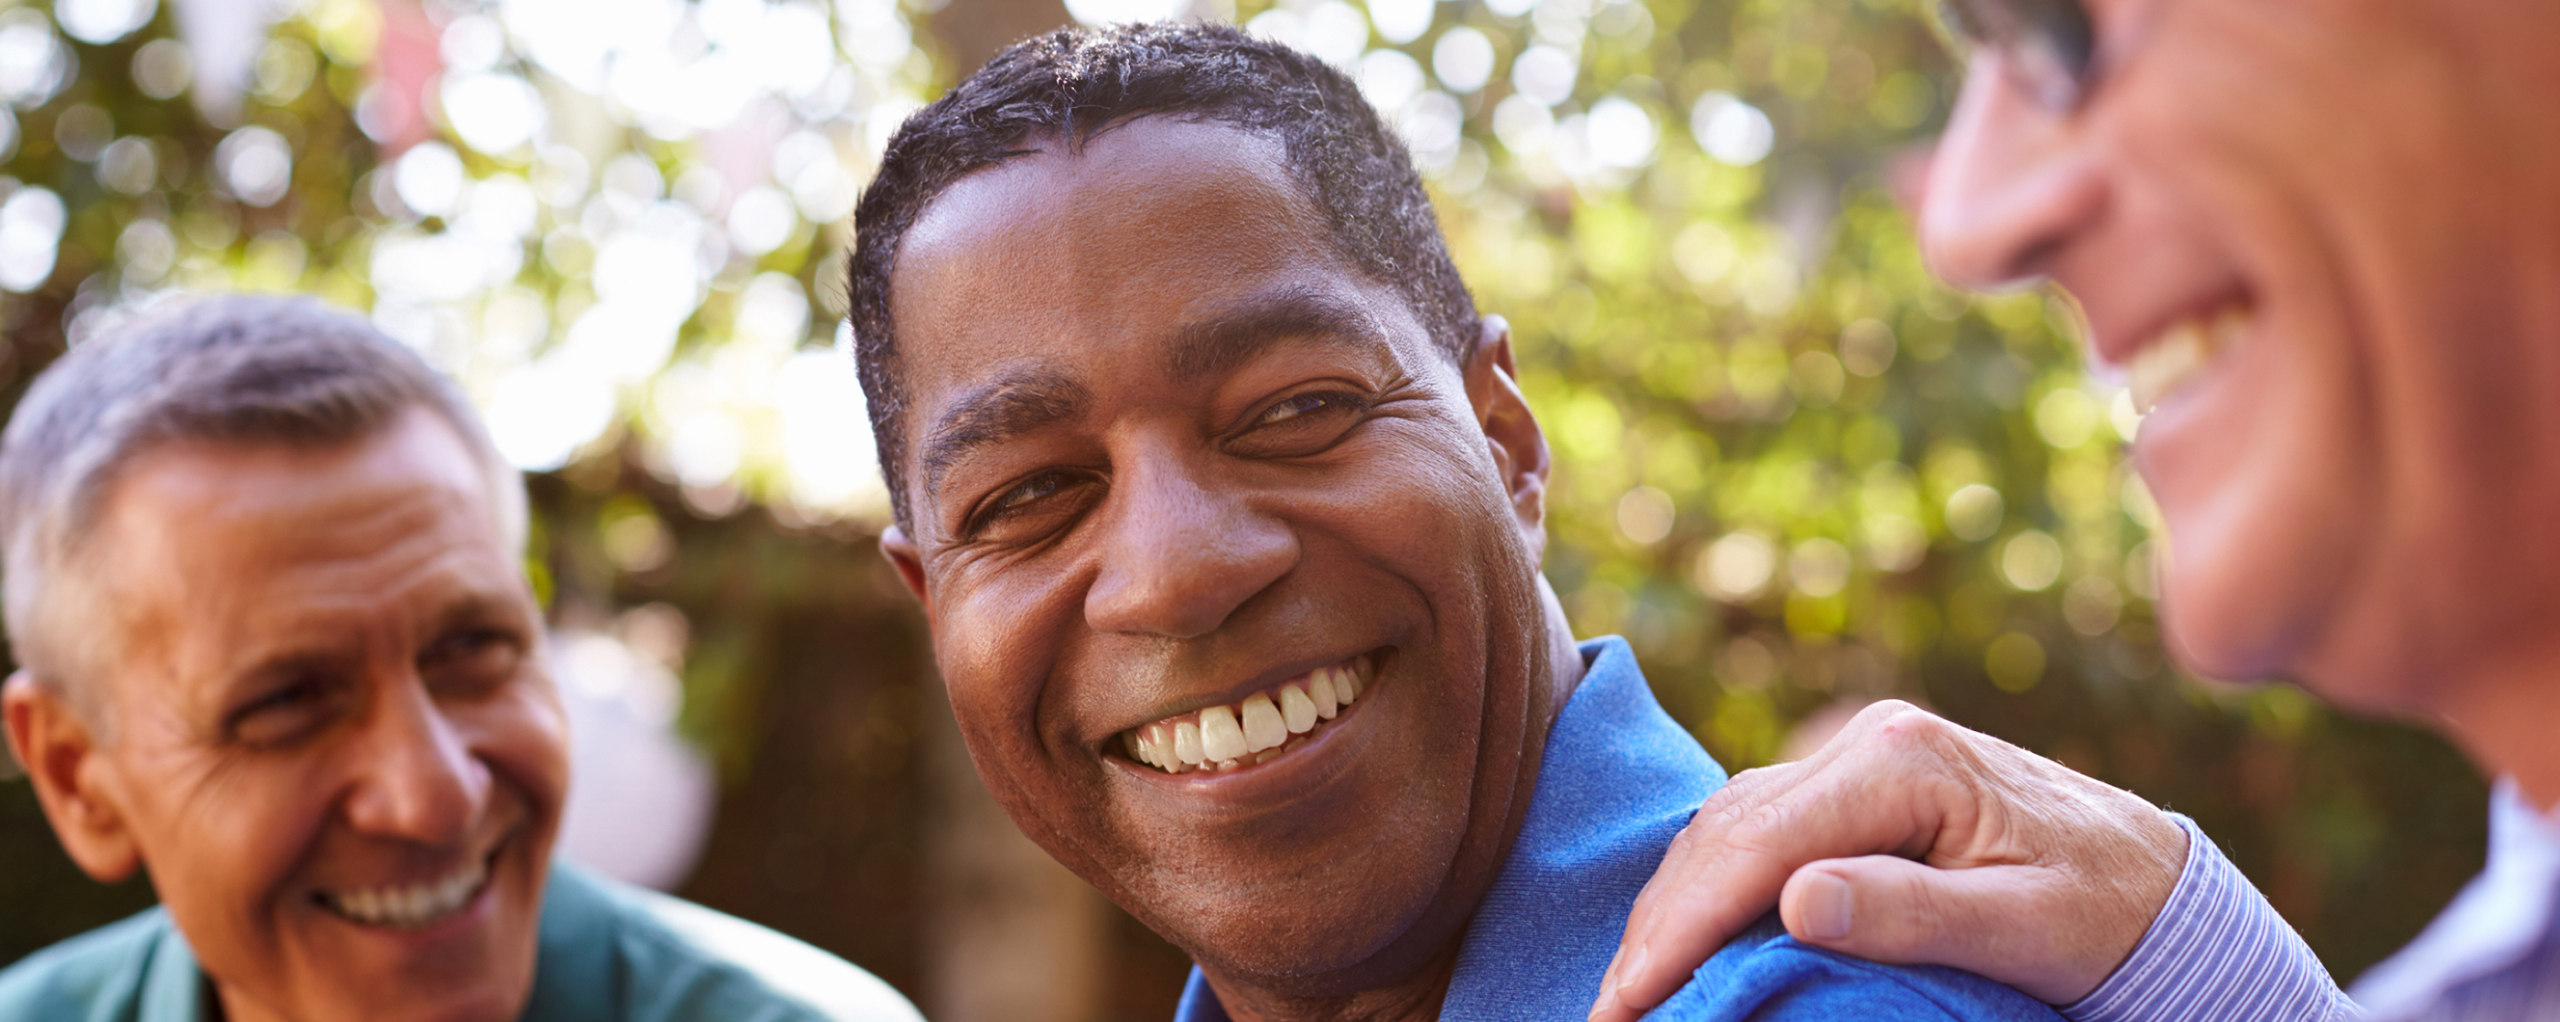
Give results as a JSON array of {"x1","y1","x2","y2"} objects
[{"x1": 1778, "y1": 856, "x2": 2088, "y2": 1004}]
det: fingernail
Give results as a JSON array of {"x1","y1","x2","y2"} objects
[
  {"x1": 1800, "y1": 872, "x2": 1854, "y2": 941},
  {"x1": 1616, "y1": 943, "x2": 1649, "y2": 993}
]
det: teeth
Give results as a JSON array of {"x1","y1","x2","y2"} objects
[
  {"x1": 2127, "y1": 308, "x2": 2246, "y2": 413},
  {"x1": 322, "y1": 855, "x2": 489, "y2": 929},
  {"x1": 1174, "y1": 722, "x2": 1205, "y2": 768},
  {"x1": 1198, "y1": 705, "x2": 1248, "y2": 762},
  {"x1": 1279, "y1": 683, "x2": 1318, "y2": 734},
  {"x1": 1138, "y1": 724, "x2": 1168, "y2": 772},
  {"x1": 1240, "y1": 693, "x2": 1286, "y2": 753},
  {"x1": 1309, "y1": 670, "x2": 1340, "y2": 719},
  {"x1": 1119, "y1": 656, "x2": 1375, "y2": 776}
]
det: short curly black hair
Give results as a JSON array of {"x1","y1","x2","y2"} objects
[{"x1": 846, "y1": 21, "x2": 1479, "y2": 530}]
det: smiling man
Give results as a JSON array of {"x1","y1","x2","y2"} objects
[
  {"x1": 1591, "y1": 0, "x2": 2560, "y2": 1019},
  {"x1": 0, "y1": 297, "x2": 916, "y2": 1022},
  {"x1": 848, "y1": 23, "x2": 2060, "y2": 1021}
]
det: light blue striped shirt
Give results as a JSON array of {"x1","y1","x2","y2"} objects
[{"x1": 2060, "y1": 783, "x2": 2560, "y2": 1022}]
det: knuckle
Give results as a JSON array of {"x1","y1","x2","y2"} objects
[
  {"x1": 1725, "y1": 799, "x2": 1802, "y2": 856},
  {"x1": 1697, "y1": 788, "x2": 1768, "y2": 837},
  {"x1": 1842, "y1": 698, "x2": 1921, "y2": 737},
  {"x1": 1872, "y1": 706, "x2": 1962, "y2": 758},
  {"x1": 1728, "y1": 762, "x2": 1794, "y2": 789}
]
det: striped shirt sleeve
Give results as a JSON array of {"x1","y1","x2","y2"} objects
[{"x1": 2061, "y1": 814, "x2": 2361, "y2": 1022}]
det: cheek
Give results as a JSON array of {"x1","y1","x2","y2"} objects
[
  {"x1": 480, "y1": 683, "x2": 573, "y2": 836},
  {"x1": 127, "y1": 757, "x2": 337, "y2": 984},
  {"x1": 933, "y1": 573, "x2": 1084, "y2": 787},
  {"x1": 2138, "y1": 305, "x2": 2378, "y2": 680}
]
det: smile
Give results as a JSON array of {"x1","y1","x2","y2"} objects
[
  {"x1": 2126, "y1": 300, "x2": 2253, "y2": 413},
  {"x1": 313, "y1": 841, "x2": 502, "y2": 930},
  {"x1": 1120, "y1": 653, "x2": 1377, "y2": 774}
]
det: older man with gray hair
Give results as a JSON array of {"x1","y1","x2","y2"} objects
[
  {"x1": 1592, "y1": 0, "x2": 2560, "y2": 1019},
  {"x1": 0, "y1": 295, "x2": 917, "y2": 1022}
]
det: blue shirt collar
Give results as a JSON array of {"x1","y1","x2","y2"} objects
[{"x1": 1174, "y1": 636, "x2": 1724, "y2": 1021}]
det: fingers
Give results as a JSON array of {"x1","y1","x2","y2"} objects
[
  {"x1": 1593, "y1": 785, "x2": 1811, "y2": 1020},
  {"x1": 1594, "y1": 699, "x2": 2190, "y2": 1019},
  {"x1": 1594, "y1": 703, "x2": 1966, "y2": 1021},
  {"x1": 1779, "y1": 856, "x2": 2101, "y2": 1004},
  {"x1": 1592, "y1": 702, "x2": 2030, "y2": 1021}
]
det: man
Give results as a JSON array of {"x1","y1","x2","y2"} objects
[
  {"x1": 1589, "y1": 0, "x2": 2560, "y2": 1019},
  {"x1": 0, "y1": 296, "x2": 919, "y2": 1022},
  {"x1": 846, "y1": 23, "x2": 2060, "y2": 1020}
]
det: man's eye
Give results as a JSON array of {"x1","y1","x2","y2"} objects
[
  {"x1": 1233, "y1": 391, "x2": 1368, "y2": 457},
  {"x1": 423, "y1": 629, "x2": 524, "y2": 693},
  {"x1": 967, "y1": 471, "x2": 1096, "y2": 540},
  {"x1": 1256, "y1": 392, "x2": 1347, "y2": 426},
  {"x1": 228, "y1": 679, "x2": 336, "y2": 745},
  {"x1": 993, "y1": 473, "x2": 1068, "y2": 513}
]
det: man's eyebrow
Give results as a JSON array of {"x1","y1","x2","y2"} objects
[
  {"x1": 1165, "y1": 287, "x2": 1385, "y2": 382},
  {"x1": 427, "y1": 590, "x2": 528, "y2": 637},
  {"x1": 919, "y1": 367, "x2": 1092, "y2": 498}
]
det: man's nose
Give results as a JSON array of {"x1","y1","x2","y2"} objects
[
  {"x1": 1084, "y1": 458, "x2": 1300, "y2": 639},
  {"x1": 1919, "y1": 62, "x2": 2108, "y2": 290},
  {"x1": 342, "y1": 679, "x2": 488, "y2": 845}
]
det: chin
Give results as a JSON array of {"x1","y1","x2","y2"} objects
[
  {"x1": 2155, "y1": 513, "x2": 2438, "y2": 717},
  {"x1": 2150, "y1": 510, "x2": 2324, "y2": 683},
  {"x1": 2157, "y1": 583, "x2": 2290, "y2": 684},
  {"x1": 2139, "y1": 416, "x2": 2376, "y2": 692}
]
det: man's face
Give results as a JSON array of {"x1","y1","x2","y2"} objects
[
  {"x1": 38, "y1": 409, "x2": 568, "y2": 1021},
  {"x1": 880, "y1": 118, "x2": 1561, "y2": 993},
  {"x1": 1920, "y1": 0, "x2": 2560, "y2": 709}
]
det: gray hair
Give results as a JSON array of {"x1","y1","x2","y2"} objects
[{"x1": 0, "y1": 294, "x2": 527, "y2": 706}]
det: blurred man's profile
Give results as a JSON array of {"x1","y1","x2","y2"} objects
[
  {"x1": 1594, "y1": 0, "x2": 2560, "y2": 1019},
  {"x1": 0, "y1": 296, "x2": 918, "y2": 1022}
]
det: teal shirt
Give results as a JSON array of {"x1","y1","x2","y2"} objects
[{"x1": 0, "y1": 864, "x2": 920, "y2": 1022}]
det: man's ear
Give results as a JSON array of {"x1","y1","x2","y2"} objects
[
  {"x1": 880, "y1": 523, "x2": 932, "y2": 607},
  {"x1": 3, "y1": 672, "x2": 141, "y2": 883},
  {"x1": 1461, "y1": 315, "x2": 1553, "y2": 562}
]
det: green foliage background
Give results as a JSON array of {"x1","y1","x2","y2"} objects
[{"x1": 0, "y1": 0, "x2": 2489, "y2": 1010}]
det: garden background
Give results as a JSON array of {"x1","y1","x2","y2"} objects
[{"x1": 0, "y1": 0, "x2": 2487, "y2": 1017}]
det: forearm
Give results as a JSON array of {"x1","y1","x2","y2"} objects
[{"x1": 2062, "y1": 815, "x2": 2357, "y2": 1022}]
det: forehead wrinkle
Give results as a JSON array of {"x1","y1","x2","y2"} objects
[
  {"x1": 103, "y1": 449, "x2": 508, "y2": 666},
  {"x1": 199, "y1": 520, "x2": 493, "y2": 671},
  {"x1": 920, "y1": 367, "x2": 1094, "y2": 499},
  {"x1": 1165, "y1": 284, "x2": 1389, "y2": 382}
]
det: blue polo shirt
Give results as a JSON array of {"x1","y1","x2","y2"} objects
[
  {"x1": 1173, "y1": 636, "x2": 2061, "y2": 1022},
  {"x1": 0, "y1": 863, "x2": 920, "y2": 1022}
]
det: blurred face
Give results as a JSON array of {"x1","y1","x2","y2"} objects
[
  {"x1": 880, "y1": 118, "x2": 1569, "y2": 1004},
  {"x1": 67, "y1": 410, "x2": 565, "y2": 1022},
  {"x1": 1920, "y1": 0, "x2": 2560, "y2": 711}
]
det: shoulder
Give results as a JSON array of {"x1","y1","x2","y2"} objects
[
  {"x1": 535, "y1": 864, "x2": 921, "y2": 1022},
  {"x1": 1644, "y1": 916, "x2": 2062, "y2": 1022},
  {"x1": 0, "y1": 909, "x2": 175, "y2": 1022}
]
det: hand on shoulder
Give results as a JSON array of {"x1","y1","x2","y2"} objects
[{"x1": 1591, "y1": 701, "x2": 2187, "y2": 1021}]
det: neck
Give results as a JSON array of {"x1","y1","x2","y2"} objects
[
  {"x1": 1207, "y1": 945, "x2": 1459, "y2": 1022},
  {"x1": 209, "y1": 982, "x2": 283, "y2": 1022},
  {"x1": 1206, "y1": 587, "x2": 1590, "y2": 1022},
  {"x1": 2431, "y1": 645, "x2": 2560, "y2": 813}
]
